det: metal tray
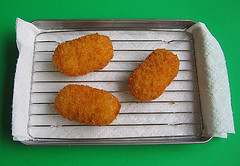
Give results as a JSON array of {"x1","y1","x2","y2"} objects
[{"x1": 22, "y1": 19, "x2": 212, "y2": 145}]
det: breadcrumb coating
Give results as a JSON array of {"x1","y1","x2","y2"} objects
[
  {"x1": 128, "y1": 49, "x2": 179, "y2": 102},
  {"x1": 55, "y1": 84, "x2": 121, "y2": 126},
  {"x1": 52, "y1": 33, "x2": 113, "y2": 77}
]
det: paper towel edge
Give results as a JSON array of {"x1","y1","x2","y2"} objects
[
  {"x1": 187, "y1": 22, "x2": 235, "y2": 138},
  {"x1": 12, "y1": 18, "x2": 40, "y2": 141}
]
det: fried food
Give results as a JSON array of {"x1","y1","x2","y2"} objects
[
  {"x1": 52, "y1": 33, "x2": 114, "y2": 77},
  {"x1": 54, "y1": 84, "x2": 121, "y2": 126},
  {"x1": 128, "y1": 49, "x2": 179, "y2": 102}
]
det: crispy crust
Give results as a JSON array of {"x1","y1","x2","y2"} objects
[
  {"x1": 128, "y1": 49, "x2": 179, "y2": 102},
  {"x1": 55, "y1": 84, "x2": 121, "y2": 126},
  {"x1": 52, "y1": 33, "x2": 113, "y2": 77}
]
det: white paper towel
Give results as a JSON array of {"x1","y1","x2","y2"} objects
[
  {"x1": 12, "y1": 18, "x2": 41, "y2": 141},
  {"x1": 12, "y1": 18, "x2": 235, "y2": 141},
  {"x1": 187, "y1": 23, "x2": 235, "y2": 138}
]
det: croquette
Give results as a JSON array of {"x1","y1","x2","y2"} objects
[
  {"x1": 52, "y1": 33, "x2": 114, "y2": 77},
  {"x1": 128, "y1": 49, "x2": 179, "y2": 102},
  {"x1": 54, "y1": 84, "x2": 121, "y2": 126}
]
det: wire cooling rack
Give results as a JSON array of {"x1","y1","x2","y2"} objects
[{"x1": 23, "y1": 20, "x2": 211, "y2": 145}]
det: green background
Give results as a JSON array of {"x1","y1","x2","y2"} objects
[{"x1": 0, "y1": 0, "x2": 239, "y2": 165}]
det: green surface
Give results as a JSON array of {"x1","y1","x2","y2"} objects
[{"x1": 0, "y1": 0, "x2": 239, "y2": 165}]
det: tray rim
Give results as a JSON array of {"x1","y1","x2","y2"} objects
[
  {"x1": 21, "y1": 137, "x2": 212, "y2": 146},
  {"x1": 32, "y1": 19, "x2": 197, "y2": 23},
  {"x1": 31, "y1": 19, "x2": 197, "y2": 30}
]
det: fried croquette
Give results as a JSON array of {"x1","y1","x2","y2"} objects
[
  {"x1": 54, "y1": 84, "x2": 121, "y2": 126},
  {"x1": 128, "y1": 49, "x2": 179, "y2": 102},
  {"x1": 52, "y1": 33, "x2": 114, "y2": 77}
]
